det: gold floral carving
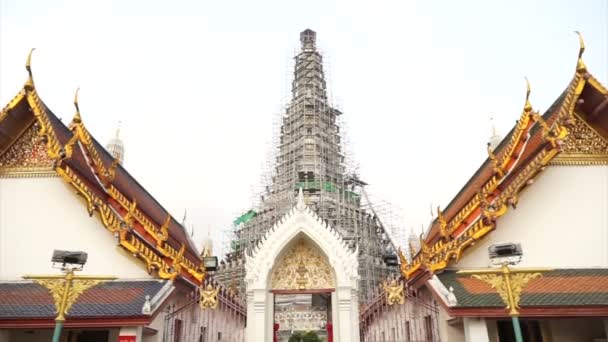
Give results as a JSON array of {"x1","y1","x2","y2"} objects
[
  {"x1": 34, "y1": 278, "x2": 101, "y2": 318},
  {"x1": 0, "y1": 124, "x2": 54, "y2": 176},
  {"x1": 271, "y1": 239, "x2": 334, "y2": 290},
  {"x1": 551, "y1": 115, "x2": 608, "y2": 165},
  {"x1": 472, "y1": 271, "x2": 541, "y2": 315}
]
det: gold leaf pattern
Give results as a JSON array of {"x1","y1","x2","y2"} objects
[
  {"x1": 0, "y1": 124, "x2": 53, "y2": 169},
  {"x1": 271, "y1": 238, "x2": 334, "y2": 290}
]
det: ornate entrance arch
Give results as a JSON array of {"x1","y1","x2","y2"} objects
[{"x1": 245, "y1": 191, "x2": 360, "y2": 341}]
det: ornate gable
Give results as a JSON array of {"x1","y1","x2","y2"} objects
[
  {"x1": 270, "y1": 238, "x2": 335, "y2": 290},
  {"x1": 0, "y1": 123, "x2": 55, "y2": 177},
  {"x1": 551, "y1": 115, "x2": 608, "y2": 165},
  {"x1": 245, "y1": 190, "x2": 359, "y2": 291}
]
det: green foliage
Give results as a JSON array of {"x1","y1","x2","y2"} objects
[{"x1": 288, "y1": 331, "x2": 322, "y2": 342}]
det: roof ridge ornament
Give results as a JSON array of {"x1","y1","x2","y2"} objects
[
  {"x1": 72, "y1": 87, "x2": 82, "y2": 125},
  {"x1": 296, "y1": 187, "x2": 306, "y2": 211},
  {"x1": 574, "y1": 31, "x2": 587, "y2": 73},
  {"x1": 25, "y1": 48, "x2": 36, "y2": 90},
  {"x1": 524, "y1": 77, "x2": 532, "y2": 113}
]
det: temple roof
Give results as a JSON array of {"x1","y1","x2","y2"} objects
[
  {"x1": 433, "y1": 269, "x2": 608, "y2": 316},
  {"x1": 400, "y1": 34, "x2": 608, "y2": 284},
  {"x1": 0, "y1": 280, "x2": 172, "y2": 326},
  {"x1": 0, "y1": 51, "x2": 205, "y2": 286}
]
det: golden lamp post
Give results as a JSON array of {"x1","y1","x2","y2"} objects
[
  {"x1": 457, "y1": 243, "x2": 550, "y2": 342},
  {"x1": 23, "y1": 250, "x2": 116, "y2": 342}
]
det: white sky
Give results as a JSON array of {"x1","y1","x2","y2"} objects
[{"x1": 1, "y1": 0, "x2": 607, "y2": 256}]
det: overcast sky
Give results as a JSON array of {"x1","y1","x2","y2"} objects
[{"x1": 1, "y1": 0, "x2": 607, "y2": 256}]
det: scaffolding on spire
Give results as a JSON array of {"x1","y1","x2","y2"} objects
[{"x1": 216, "y1": 30, "x2": 403, "y2": 302}]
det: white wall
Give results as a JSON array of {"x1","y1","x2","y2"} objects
[
  {"x1": 437, "y1": 306, "x2": 465, "y2": 342},
  {"x1": 457, "y1": 165, "x2": 608, "y2": 268},
  {"x1": 0, "y1": 176, "x2": 152, "y2": 279}
]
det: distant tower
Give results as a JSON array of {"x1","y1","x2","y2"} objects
[
  {"x1": 106, "y1": 124, "x2": 124, "y2": 164},
  {"x1": 488, "y1": 117, "x2": 502, "y2": 151},
  {"x1": 202, "y1": 229, "x2": 213, "y2": 257},
  {"x1": 217, "y1": 29, "x2": 398, "y2": 301}
]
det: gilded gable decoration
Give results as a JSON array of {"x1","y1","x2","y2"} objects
[
  {"x1": 551, "y1": 116, "x2": 608, "y2": 165},
  {"x1": 0, "y1": 124, "x2": 55, "y2": 177},
  {"x1": 270, "y1": 238, "x2": 335, "y2": 290}
]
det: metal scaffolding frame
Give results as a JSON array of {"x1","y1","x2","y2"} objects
[{"x1": 217, "y1": 30, "x2": 402, "y2": 303}]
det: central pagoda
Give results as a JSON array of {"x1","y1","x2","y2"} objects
[{"x1": 217, "y1": 29, "x2": 397, "y2": 301}]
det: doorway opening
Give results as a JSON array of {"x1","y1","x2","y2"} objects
[{"x1": 273, "y1": 291, "x2": 333, "y2": 342}]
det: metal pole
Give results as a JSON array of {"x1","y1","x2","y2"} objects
[
  {"x1": 511, "y1": 316, "x2": 524, "y2": 342},
  {"x1": 52, "y1": 269, "x2": 74, "y2": 342},
  {"x1": 501, "y1": 264, "x2": 523, "y2": 342},
  {"x1": 51, "y1": 321, "x2": 63, "y2": 342}
]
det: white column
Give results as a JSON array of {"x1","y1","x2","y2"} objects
[
  {"x1": 463, "y1": 318, "x2": 490, "y2": 342},
  {"x1": 246, "y1": 289, "x2": 268, "y2": 341},
  {"x1": 119, "y1": 326, "x2": 143, "y2": 342},
  {"x1": 335, "y1": 286, "x2": 358, "y2": 342}
]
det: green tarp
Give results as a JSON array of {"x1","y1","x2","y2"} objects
[{"x1": 233, "y1": 210, "x2": 257, "y2": 226}]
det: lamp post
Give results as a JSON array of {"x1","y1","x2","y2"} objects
[
  {"x1": 199, "y1": 255, "x2": 220, "y2": 310},
  {"x1": 23, "y1": 250, "x2": 116, "y2": 342},
  {"x1": 457, "y1": 243, "x2": 550, "y2": 342}
]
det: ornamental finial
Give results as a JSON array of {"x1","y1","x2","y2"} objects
[
  {"x1": 296, "y1": 187, "x2": 306, "y2": 211},
  {"x1": 25, "y1": 48, "x2": 36, "y2": 89},
  {"x1": 575, "y1": 30, "x2": 585, "y2": 58},
  {"x1": 523, "y1": 77, "x2": 532, "y2": 113},
  {"x1": 574, "y1": 31, "x2": 587, "y2": 72},
  {"x1": 72, "y1": 87, "x2": 82, "y2": 124}
]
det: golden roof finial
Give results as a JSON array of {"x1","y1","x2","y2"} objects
[
  {"x1": 487, "y1": 142, "x2": 504, "y2": 178},
  {"x1": 524, "y1": 77, "x2": 532, "y2": 113},
  {"x1": 72, "y1": 87, "x2": 82, "y2": 124},
  {"x1": 25, "y1": 48, "x2": 36, "y2": 89},
  {"x1": 574, "y1": 31, "x2": 587, "y2": 72},
  {"x1": 437, "y1": 206, "x2": 449, "y2": 239}
]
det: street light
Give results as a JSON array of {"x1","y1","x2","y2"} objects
[
  {"x1": 203, "y1": 256, "x2": 218, "y2": 272},
  {"x1": 23, "y1": 250, "x2": 116, "y2": 342},
  {"x1": 457, "y1": 243, "x2": 550, "y2": 342}
]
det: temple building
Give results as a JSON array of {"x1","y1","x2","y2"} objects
[
  {"x1": 383, "y1": 34, "x2": 608, "y2": 342},
  {"x1": 217, "y1": 29, "x2": 399, "y2": 303},
  {"x1": 0, "y1": 53, "x2": 245, "y2": 342}
]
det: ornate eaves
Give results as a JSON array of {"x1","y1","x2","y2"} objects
[
  {"x1": 1, "y1": 51, "x2": 205, "y2": 286},
  {"x1": 403, "y1": 34, "x2": 597, "y2": 282}
]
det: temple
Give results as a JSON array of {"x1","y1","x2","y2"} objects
[
  {"x1": 1, "y1": 28, "x2": 608, "y2": 342},
  {"x1": 0, "y1": 52, "x2": 245, "y2": 341},
  {"x1": 360, "y1": 33, "x2": 608, "y2": 341}
]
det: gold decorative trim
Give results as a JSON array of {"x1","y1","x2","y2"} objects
[
  {"x1": 0, "y1": 167, "x2": 57, "y2": 178},
  {"x1": 550, "y1": 154, "x2": 608, "y2": 165},
  {"x1": 0, "y1": 89, "x2": 26, "y2": 123},
  {"x1": 402, "y1": 38, "x2": 594, "y2": 280}
]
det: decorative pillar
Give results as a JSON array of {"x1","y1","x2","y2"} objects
[
  {"x1": 463, "y1": 318, "x2": 490, "y2": 342},
  {"x1": 246, "y1": 289, "x2": 268, "y2": 341}
]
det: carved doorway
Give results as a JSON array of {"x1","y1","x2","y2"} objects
[{"x1": 270, "y1": 237, "x2": 336, "y2": 342}]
